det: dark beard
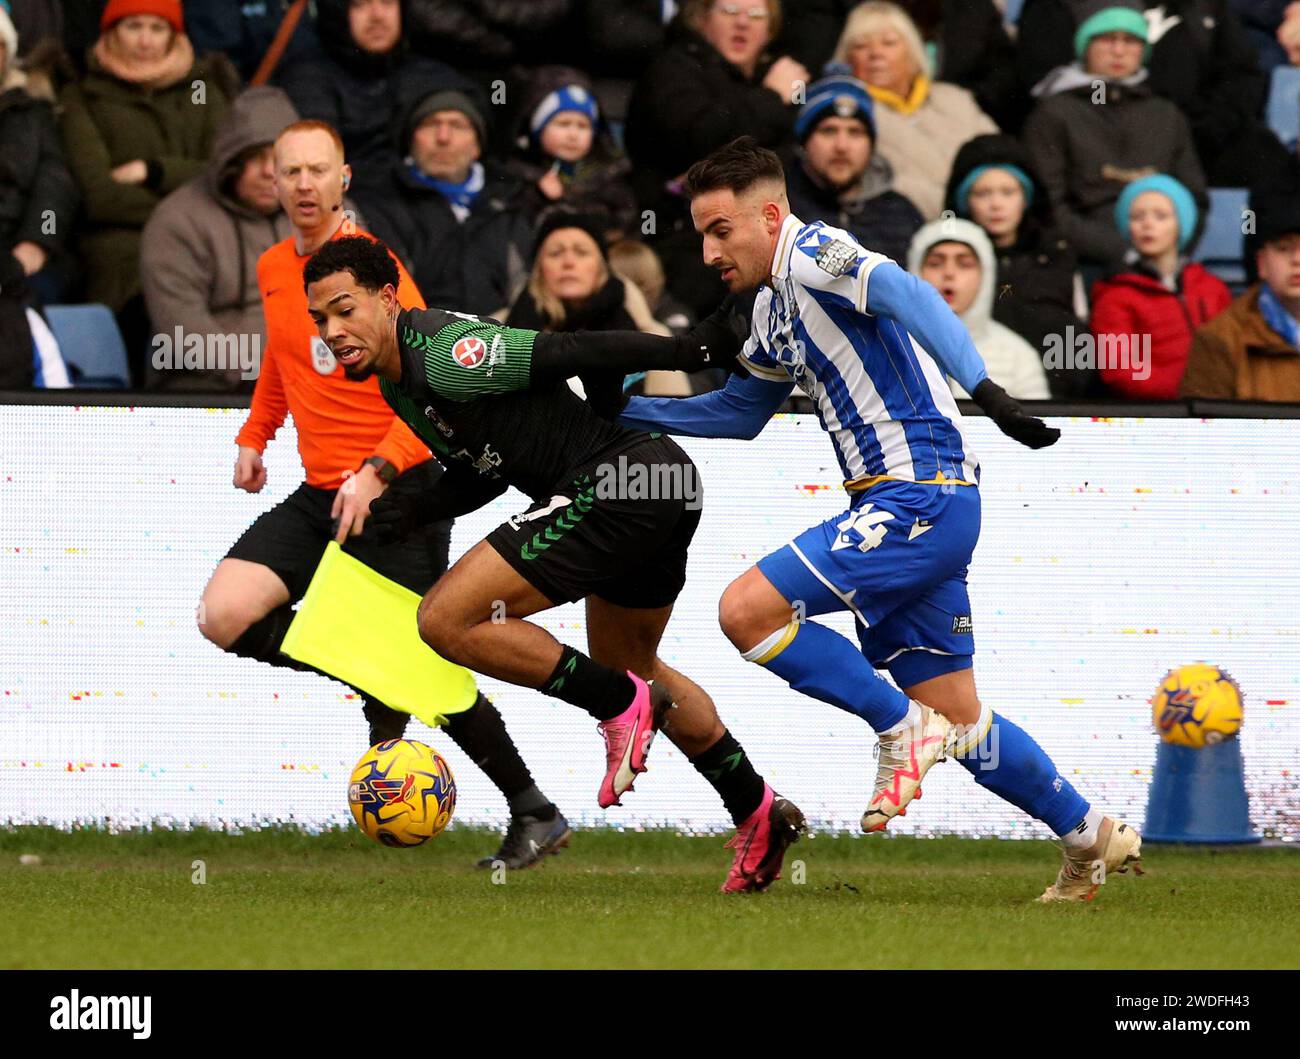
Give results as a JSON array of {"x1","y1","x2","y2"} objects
[{"x1": 341, "y1": 362, "x2": 374, "y2": 382}]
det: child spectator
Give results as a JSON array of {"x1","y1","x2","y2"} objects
[
  {"x1": 908, "y1": 217, "x2": 1052, "y2": 399},
  {"x1": 946, "y1": 133, "x2": 1090, "y2": 396},
  {"x1": 58, "y1": 0, "x2": 238, "y2": 375},
  {"x1": 1023, "y1": 2, "x2": 1207, "y2": 267},
  {"x1": 786, "y1": 73, "x2": 923, "y2": 266},
  {"x1": 510, "y1": 68, "x2": 637, "y2": 239},
  {"x1": 1091, "y1": 175, "x2": 1230, "y2": 399}
]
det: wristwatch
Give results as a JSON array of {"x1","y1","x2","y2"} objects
[{"x1": 363, "y1": 456, "x2": 398, "y2": 484}]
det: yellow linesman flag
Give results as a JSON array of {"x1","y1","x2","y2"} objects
[{"x1": 280, "y1": 541, "x2": 477, "y2": 727}]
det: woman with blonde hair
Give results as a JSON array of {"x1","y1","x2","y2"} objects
[
  {"x1": 831, "y1": 1, "x2": 997, "y2": 219},
  {"x1": 506, "y1": 213, "x2": 692, "y2": 400}
]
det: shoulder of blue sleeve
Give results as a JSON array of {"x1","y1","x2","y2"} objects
[{"x1": 789, "y1": 222, "x2": 890, "y2": 315}]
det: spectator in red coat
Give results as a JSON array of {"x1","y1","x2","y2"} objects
[{"x1": 1090, "y1": 174, "x2": 1231, "y2": 398}]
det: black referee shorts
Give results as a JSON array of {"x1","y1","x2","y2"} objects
[
  {"x1": 486, "y1": 434, "x2": 703, "y2": 610},
  {"x1": 225, "y1": 459, "x2": 452, "y2": 602}
]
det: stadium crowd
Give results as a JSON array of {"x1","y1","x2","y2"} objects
[{"x1": 2, "y1": 0, "x2": 1299, "y2": 401}]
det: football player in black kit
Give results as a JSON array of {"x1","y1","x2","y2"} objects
[{"x1": 304, "y1": 235, "x2": 804, "y2": 892}]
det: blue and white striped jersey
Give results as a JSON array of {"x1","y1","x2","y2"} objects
[{"x1": 740, "y1": 215, "x2": 980, "y2": 490}]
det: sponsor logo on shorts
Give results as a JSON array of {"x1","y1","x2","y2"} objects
[{"x1": 952, "y1": 615, "x2": 973, "y2": 634}]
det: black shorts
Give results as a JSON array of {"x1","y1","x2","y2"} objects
[
  {"x1": 487, "y1": 435, "x2": 703, "y2": 609},
  {"x1": 225, "y1": 460, "x2": 452, "y2": 602}
]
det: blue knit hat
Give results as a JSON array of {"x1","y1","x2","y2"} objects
[
  {"x1": 1074, "y1": 4, "x2": 1151, "y2": 62},
  {"x1": 954, "y1": 164, "x2": 1035, "y2": 215},
  {"x1": 529, "y1": 85, "x2": 600, "y2": 143},
  {"x1": 795, "y1": 75, "x2": 876, "y2": 144},
  {"x1": 1115, "y1": 174, "x2": 1198, "y2": 251}
]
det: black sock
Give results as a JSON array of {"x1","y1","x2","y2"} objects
[
  {"x1": 363, "y1": 696, "x2": 410, "y2": 744},
  {"x1": 226, "y1": 605, "x2": 302, "y2": 666},
  {"x1": 689, "y1": 729, "x2": 766, "y2": 826},
  {"x1": 541, "y1": 645, "x2": 637, "y2": 721},
  {"x1": 226, "y1": 606, "x2": 412, "y2": 747},
  {"x1": 442, "y1": 693, "x2": 550, "y2": 814}
]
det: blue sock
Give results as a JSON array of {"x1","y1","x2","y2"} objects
[
  {"x1": 743, "y1": 620, "x2": 909, "y2": 733},
  {"x1": 956, "y1": 710, "x2": 1089, "y2": 836}
]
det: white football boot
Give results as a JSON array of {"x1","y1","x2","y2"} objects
[
  {"x1": 861, "y1": 703, "x2": 957, "y2": 832},
  {"x1": 1038, "y1": 816, "x2": 1144, "y2": 902}
]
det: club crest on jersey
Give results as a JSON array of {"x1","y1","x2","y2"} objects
[
  {"x1": 310, "y1": 336, "x2": 337, "y2": 374},
  {"x1": 814, "y1": 239, "x2": 858, "y2": 278},
  {"x1": 452, "y1": 335, "x2": 488, "y2": 368}
]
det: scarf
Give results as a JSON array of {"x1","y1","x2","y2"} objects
[
  {"x1": 1258, "y1": 285, "x2": 1300, "y2": 351},
  {"x1": 866, "y1": 74, "x2": 930, "y2": 115},
  {"x1": 93, "y1": 31, "x2": 195, "y2": 92},
  {"x1": 405, "y1": 160, "x2": 485, "y2": 222}
]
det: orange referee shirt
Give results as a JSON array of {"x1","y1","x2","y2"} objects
[{"x1": 236, "y1": 226, "x2": 431, "y2": 489}]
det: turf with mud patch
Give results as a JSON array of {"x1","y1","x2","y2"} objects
[{"x1": 1, "y1": 827, "x2": 1295, "y2": 969}]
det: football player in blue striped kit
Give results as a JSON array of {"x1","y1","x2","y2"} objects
[{"x1": 619, "y1": 136, "x2": 1143, "y2": 902}]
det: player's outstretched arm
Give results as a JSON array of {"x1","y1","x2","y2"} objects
[
  {"x1": 620, "y1": 370, "x2": 794, "y2": 440},
  {"x1": 530, "y1": 317, "x2": 739, "y2": 385},
  {"x1": 368, "y1": 463, "x2": 509, "y2": 545},
  {"x1": 866, "y1": 262, "x2": 1060, "y2": 450}
]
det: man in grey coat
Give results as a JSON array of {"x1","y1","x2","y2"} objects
[{"x1": 140, "y1": 87, "x2": 299, "y2": 392}]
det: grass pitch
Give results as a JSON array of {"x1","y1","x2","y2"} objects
[{"x1": 1, "y1": 826, "x2": 1295, "y2": 969}]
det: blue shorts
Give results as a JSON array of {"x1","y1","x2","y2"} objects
[{"x1": 757, "y1": 481, "x2": 981, "y2": 688}]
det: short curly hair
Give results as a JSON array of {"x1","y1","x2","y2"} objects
[{"x1": 303, "y1": 235, "x2": 399, "y2": 294}]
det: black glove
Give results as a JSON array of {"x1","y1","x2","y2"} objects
[
  {"x1": 971, "y1": 378, "x2": 1060, "y2": 449},
  {"x1": 675, "y1": 296, "x2": 750, "y2": 373},
  {"x1": 368, "y1": 492, "x2": 418, "y2": 545}
]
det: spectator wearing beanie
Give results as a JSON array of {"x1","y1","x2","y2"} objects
[
  {"x1": 1023, "y1": 2, "x2": 1207, "y2": 268},
  {"x1": 786, "y1": 74, "x2": 923, "y2": 266},
  {"x1": 1182, "y1": 189, "x2": 1300, "y2": 400},
  {"x1": 908, "y1": 217, "x2": 1052, "y2": 399},
  {"x1": 1090, "y1": 175, "x2": 1230, "y2": 399},
  {"x1": 0, "y1": 0, "x2": 78, "y2": 387},
  {"x1": 946, "y1": 134, "x2": 1090, "y2": 397},
  {"x1": 58, "y1": 0, "x2": 238, "y2": 374},
  {"x1": 1018, "y1": 0, "x2": 1293, "y2": 188},
  {"x1": 507, "y1": 211, "x2": 693, "y2": 402},
  {"x1": 139, "y1": 88, "x2": 299, "y2": 393},
  {"x1": 625, "y1": 0, "x2": 806, "y2": 317},
  {"x1": 829, "y1": 1, "x2": 998, "y2": 221},
  {"x1": 278, "y1": 0, "x2": 459, "y2": 200},
  {"x1": 508, "y1": 68, "x2": 637, "y2": 239},
  {"x1": 356, "y1": 81, "x2": 534, "y2": 317}
]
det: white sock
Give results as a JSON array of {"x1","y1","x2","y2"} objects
[
  {"x1": 880, "y1": 700, "x2": 922, "y2": 738},
  {"x1": 1061, "y1": 807, "x2": 1104, "y2": 849}
]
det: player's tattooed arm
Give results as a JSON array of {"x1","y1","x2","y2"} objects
[{"x1": 368, "y1": 463, "x2": 508, "y2": 544}]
